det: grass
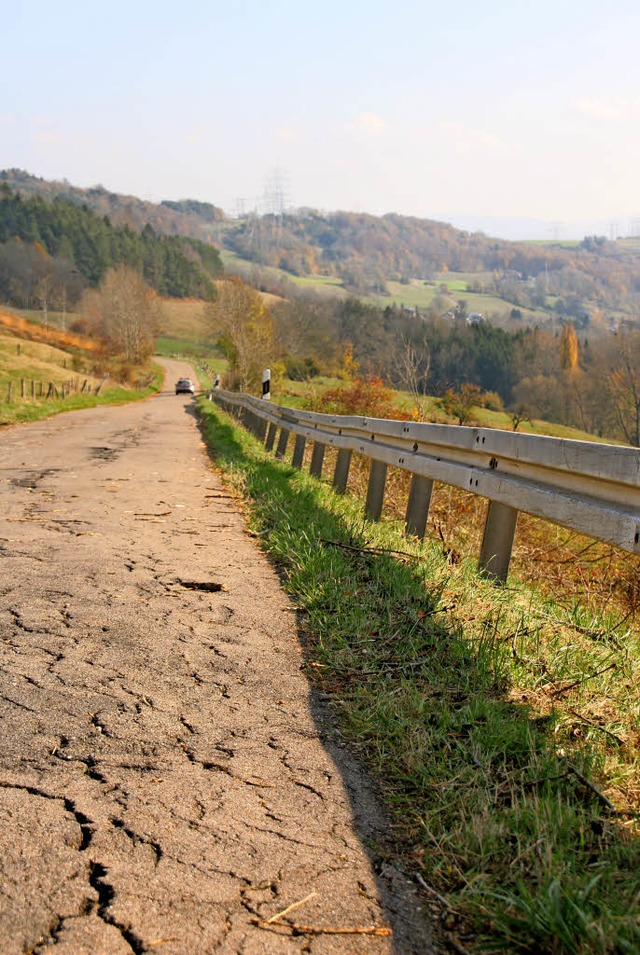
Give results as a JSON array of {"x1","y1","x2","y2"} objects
[
  {"x1": 196, "y1": 398, "x2": 640, "y2": 954},
  {"x1": 156, "y1": 336, "x2": 220, "y2": 360},
  {"x1": 218, "y1": 254, "x2": 554, "y2": 325},
  {"x1": 371, "y1": 277, "x2": 552, "y2": 326},
  {"x1": 0, "y1": 322, "x2": 162, "y2": 426},
  {"x1": 0, "y1": 374, "x2": 162, "y2": 426}
]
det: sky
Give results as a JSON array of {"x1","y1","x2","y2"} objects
[{"x1": 2, "y1": 0, "x2": 640, "y2": 239}]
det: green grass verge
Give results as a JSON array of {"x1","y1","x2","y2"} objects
[
  {"x1": 155, "y1": 336, "x2": 221, "y2": 359},
  {"x1": 0, "y1": 371, "x2": 163, "y2": 426},
  {"x1": 196, "y1": 399, "x2": 640, "y2": 954}
]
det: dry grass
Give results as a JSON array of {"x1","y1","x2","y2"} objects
[{"x1": 159, "y1": 298, "x2": 211, "y2": 339}]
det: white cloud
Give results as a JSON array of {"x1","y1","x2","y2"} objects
[
  {"x1": 184, "y1": 125, "x2": 207, "y2": 144},
  {"x1": 436, "y1": 121, "x2": 512, "y2": 154},
  {"x1": 571, "y1": 97, "x2": 640, "y2": 123},
  {"x1": 344, "y1": 111, "x2": 387, "y2": 137},
  {"x1": 34, "y1": 130, "x2": 62, "y2": 146},
  {"x1": 276, "y1": 125, "x2": 300, "y2": 143}
]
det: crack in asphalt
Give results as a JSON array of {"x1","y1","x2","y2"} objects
[
  {"x1": 0, "y1": 781, "x2": 95, "y2": 851},
  {"x1": 0, "y1": 361, "x2": 436, "y2": 954},
  {"x1": 89, "y1": 862, "x2": 146, "y2": 954}
]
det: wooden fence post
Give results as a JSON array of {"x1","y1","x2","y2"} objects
[
  {"x1": 365, "y1": 460, "x2": 388, "y2": 520},
  {"x1": 310, "y1": 441, "x2": 325, "y2": 478},
  {"x1": 292, "y1": 434, "x2": 306, "y2": 469},
  {"x1": 256, "y1": 415, "x2": 268, "y2": 441},
  {"x1": 265, "y1": 422, "x2": 278, "y2": 451},
  {"x1": 405, "y1": 474, "x2": 434, "y2": 539},
  {"x1": 478, "y1": 501, "x2": 518, "y2": 583},
  {"x1": 333, "y1": 449, "x2": 352, "y2": 493},
  {"x1": 275, "y1": 428, "x2": 290, "y2": 460}
]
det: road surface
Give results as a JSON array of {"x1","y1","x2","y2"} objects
[{"x1": 0, "y1": 359, "x2": 434, "y2": 954}]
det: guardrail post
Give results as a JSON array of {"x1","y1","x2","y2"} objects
[
  {"x1": 275, "y1": 428, "x2": 290, "y2": 460},
  {"x1": 292, "y1": 434, "x2": 306, "y2": 469},
  {"x1": 478, "y1": 501, "x2": 518, "y2": 583},
  {"x1": 405, "y1": 475, "x2": 434, "y2": 539},
  {"x1": 265, "y1": 422, "x2": 277, "y2": 451},
  {"x1": 333, "y1": 449, "x2": 352, "y2": 493},
  {"x1": 255, "y1": 414, "x2": 267, "y2": 441},
  {"x1": 365, "y1": 460, "x2": 388, "y2": 520},
  {"x1": 310, "y1": 441, "x2": 325, "y2": 478}
]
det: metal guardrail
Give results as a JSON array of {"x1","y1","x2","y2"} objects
[{"x1": 211, "y1": 389, "x2": 640, "y2": 582}]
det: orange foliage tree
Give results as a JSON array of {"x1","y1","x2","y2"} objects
[{"x1": 318, "y1": 375, "x2": 408, "y2": 420}]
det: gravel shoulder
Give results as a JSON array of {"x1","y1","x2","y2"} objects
[{"x1": 0, "y1": 359, "x2": 435, "y2": 954}]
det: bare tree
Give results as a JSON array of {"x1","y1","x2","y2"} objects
[
  {"x1": 395, "y1": 337, "x2": 431, "y2": 419},
  {"x1": 605, "y1": 331, "x2": 640, "y2": 446},
  {"x1": 205, "y1": 277, "x2": 276, "y2": 392},
  {"x1": 81, "y1": 265, "x2": 161, "y2": 364}
]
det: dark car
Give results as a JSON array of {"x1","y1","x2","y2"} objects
[{"x1": 175, "y1": 378, "x2": 195, "y2": 395}]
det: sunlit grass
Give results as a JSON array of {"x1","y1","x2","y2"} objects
[{"x1": 197, "y1": 399, "x2": 640, "y2": 953}]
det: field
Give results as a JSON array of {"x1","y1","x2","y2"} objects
[
  {"x1": 375, "y1": 276, "x2": 552, "y2": 326},
  {"x1": 0, "y1": 314, "x2": 161, "y2": 425},
  {"x1": 221, "y1": 254, "x2": 558, "y2": 327}
]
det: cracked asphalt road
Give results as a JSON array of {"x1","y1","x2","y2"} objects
[{"x1": 0, "y1": 359, "x2": 435, "y2": 954}]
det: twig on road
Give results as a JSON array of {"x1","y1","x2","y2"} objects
[{"x1": 266, "y1": 891, "x2": 318, "y2": 923}]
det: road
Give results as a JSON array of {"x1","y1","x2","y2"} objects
[{"x1": 0, "y1": 359, "x2": 434, "y2": 954}]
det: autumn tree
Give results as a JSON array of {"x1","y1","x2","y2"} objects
[
  {"x1": 603, "y1": 330, "x2": 640, "y2": 446},
  {"x1": 81, "y1": 265, "x2": 161, "y2": 364},
  {"x1": 559, "y1": 322, "x2": 579, "y2": 371},
  {"x1": 205, "y1": 277, "x2": 276, "y2": 392},
  {"x1": 440, "y1": 383, "x2": 485, "y2": 425}
]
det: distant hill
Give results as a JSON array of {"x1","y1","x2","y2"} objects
[
  {"x1": 0, "y1": 179, "x2": 223, "y2": 309},
  {"x1": 3, "y1": 169, "x2": 640, "y2": 325},
  {"x1": 0, "y1": 169, "x2": 225, "y2": 240}
]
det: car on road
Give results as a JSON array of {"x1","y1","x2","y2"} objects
[{"x1": 175, "y1": 378, "x2": 195, "y2": 395}]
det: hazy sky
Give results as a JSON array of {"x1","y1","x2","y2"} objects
[{"x1": 3, "y1": 0, "x2": 640, "y2": 237}]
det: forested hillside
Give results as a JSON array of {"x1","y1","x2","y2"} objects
[
  {"x1": 0, "y1": 184, "x2": 223, "y2": 311},
  {"x1": 224, "y1": 209, "x2": 640, "y2": 321},
  {"x1": 0, "y1": 169, "x2": 225, "y2": 238},
  {"x1": 266, "y1": 294, "x2": 639, "y2": 444},
  {"x1": 4, "y1": 169, "x2": 640, "y2": 329}
]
